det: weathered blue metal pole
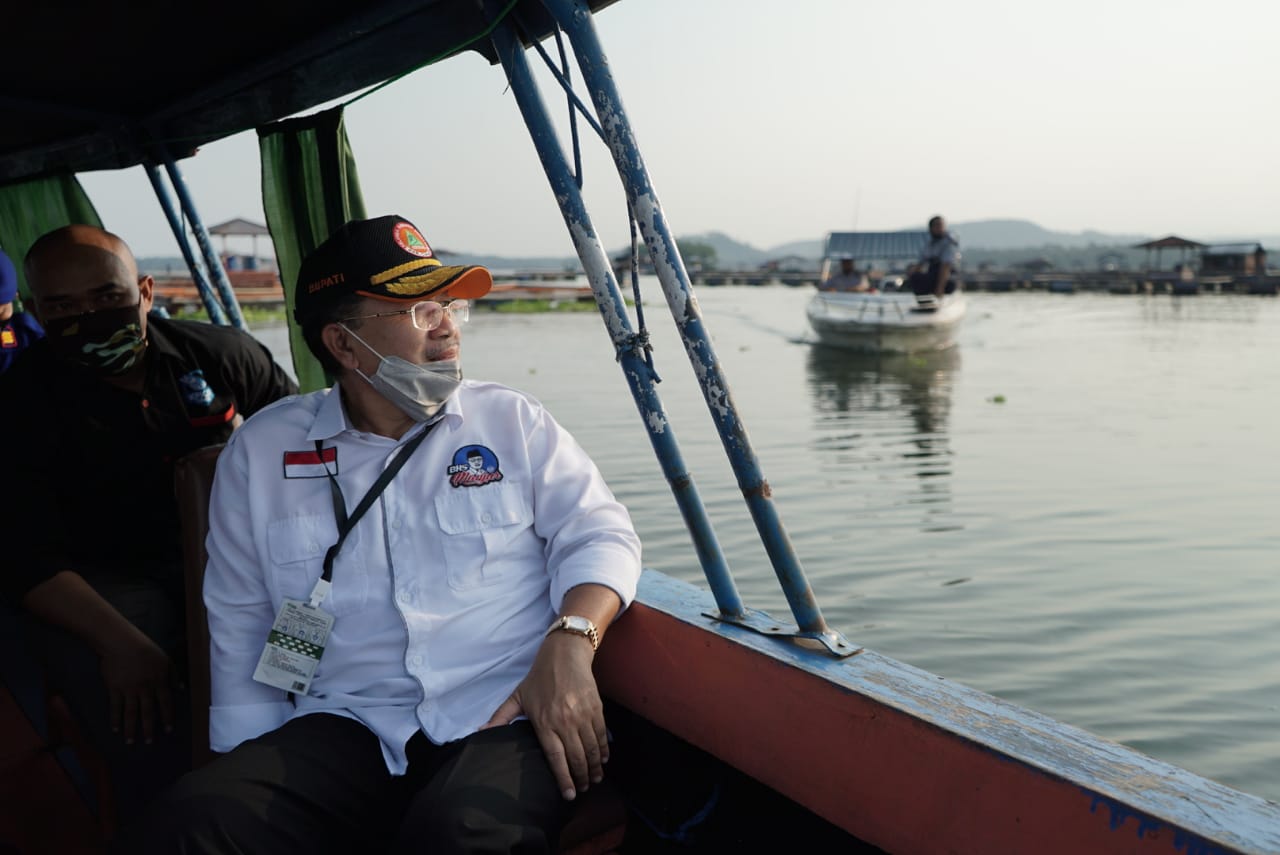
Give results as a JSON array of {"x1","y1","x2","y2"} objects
[
  {"x1": 492, "y1": 20, "x2": 746, "y2": 619},
  {"x1": 542, "y1": 0, "x2": 853, "y2": 656},
  {"x1": 161, "y1": 157, "x2": 247, "y2": 330},
  {"x1": 144, "y1": 164, "x2": 229, "y2": 326}
]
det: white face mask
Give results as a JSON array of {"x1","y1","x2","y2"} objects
[{"x1": 341, "y1": 324, "x2": 461, "y2": 422}]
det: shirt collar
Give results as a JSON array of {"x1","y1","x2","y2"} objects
[
  {"x1": 305, "y1": 384, "x2": 353, "y2": 442},
  {"x1": 142, "y1": 315, "x2": 183, "y2": 362},
  {"x1": 304, "y1": 380, "x2": 465, "y2": 443}
]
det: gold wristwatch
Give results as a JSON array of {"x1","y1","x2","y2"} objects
[{"x1": 545, "y1": 615, "x2": 600, "y2": 651}]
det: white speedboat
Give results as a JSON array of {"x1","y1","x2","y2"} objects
[{"x1": 805, "y1": 289, "x2": 967, "y2": 353}]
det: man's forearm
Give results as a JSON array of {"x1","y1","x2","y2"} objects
[
  {"x1": 936, "y1": 263, "x2": 952, "y2": 293},
  {"x1": 556, "y1": 583, "x2": 624, "y2": 645},
  {"x1": 22, "y1": 570, "x2": 150, "y2": 656}
]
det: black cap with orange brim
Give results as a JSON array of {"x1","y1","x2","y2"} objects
[{"x1": 293, "y1": 215, "x2": 492, "y2": 324}]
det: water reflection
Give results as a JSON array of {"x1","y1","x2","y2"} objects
[
  {"x1": 806, "y1": 346, "x2": 961, "y2": 525},
  {"x1": 807, "y1": 345, "x2": 959, "y2": 435}
]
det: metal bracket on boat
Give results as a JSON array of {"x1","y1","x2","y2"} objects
[{"x1": 704, "y1": 608, "x2": 863, "y2": 659}]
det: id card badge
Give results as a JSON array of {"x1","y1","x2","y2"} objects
[{"x1": 253, "y1": 581, "x2": 335, "y2": 695}]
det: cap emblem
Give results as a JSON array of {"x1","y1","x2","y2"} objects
[{"x1": 393, "y1": 222, "x2": 434, "y2": 258}]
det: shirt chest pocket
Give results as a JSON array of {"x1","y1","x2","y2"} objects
[
  {"x1": 266, "y1": 513, "x2": 368, "y2": 615},
  {"x1": 433, "y1": 481, "x2": 534, "y2": 591}
]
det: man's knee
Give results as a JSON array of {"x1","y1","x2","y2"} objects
[
  {"x1": 394, "y1": 791, "x2": 565, "y2": 855},
  {"x1": 393, "y1": 723, "x2": 570, "y2": 854},
  {"x1": 123, "y1": 767, "x2": 273, "y2": 854}
]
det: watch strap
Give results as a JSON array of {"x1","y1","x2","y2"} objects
[{"x1": 545, "y1": 615, "x2": 600, "y2": 651}]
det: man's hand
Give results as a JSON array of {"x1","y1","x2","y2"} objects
[
  {"x1": 98, "y1": 630, "x2": 175, "y2": 745},
  {"x1": 482, "y1": 632, "x2": 605, "y2": 801},
  {"x1": 21, "y1": 570, "x2": 178, "y2": 746}
]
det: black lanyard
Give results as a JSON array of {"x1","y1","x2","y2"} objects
[{"x1": 315, "y1": 423, "x2": 433, "y2": 583}]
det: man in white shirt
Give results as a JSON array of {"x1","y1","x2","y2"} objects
[
  {"x1": 818, "y1": 256, "x2": 870, "y2": 293},
  {"x1": 134, "y1": 215, "x2": 643, "y2": 854}
]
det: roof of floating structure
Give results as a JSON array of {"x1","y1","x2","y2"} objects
[
  {"x1": 824, "y1": 231, "x2": 929, "y2": 260},
  {"x1": 208, "y1": 218, "x2": 271, "y2": 237},
  {"x1": 0, "y1": 0, "x2": 620, "y2": 186},
  {"x1": 1132, "y1": 235, "x2": 1206, "y2": 250},
  {"x1": 1202, "y1": 242, "x2": 1265, "y2": 255}
]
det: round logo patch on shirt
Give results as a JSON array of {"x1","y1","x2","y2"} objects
[
  {"x1": 447, "y1": 445, "x2": 503, "y2": 488},
  {"x1": 179, "y1": 369, "x2": 216, "y2": 406}
]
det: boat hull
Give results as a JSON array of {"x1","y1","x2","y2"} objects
[
  {"x1": 806, "y1": 291, "x2": 966, "y2": 353},
  {"x1": 597, "y1": 571, "x2": 1280, "y2": 855}
]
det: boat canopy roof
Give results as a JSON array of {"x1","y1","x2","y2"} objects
[
  {"x1": 0, "y1": 0, "x2": 619, "y2": 186},
  {"x1": 824, "y1": 231, "x2": 929, "y2": 261}
]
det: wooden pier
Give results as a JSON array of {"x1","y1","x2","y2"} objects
[
  {"x1": 957, "y1": 271, "x2": 1280, "y2": 295},
  {"x1": 687, "y1": 269, "x2": 1279, "y2": 295},
  {"x1": 150, "y1": 274, "x2": 599, "y2": 316},
  {"x1": 687, "y1": 270, "x2": 821, "y2": 288}
]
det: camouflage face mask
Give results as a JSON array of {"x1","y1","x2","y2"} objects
[{"x1": 43, "y1": 303, "x2": 146, "y2": 376}]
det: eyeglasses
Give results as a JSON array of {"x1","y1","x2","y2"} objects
[{"x1": 339, "y1": 299, "x2": 470, "y2": 331}]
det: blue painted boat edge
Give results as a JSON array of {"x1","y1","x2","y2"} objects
[{"x1": 629, "y1": 568, "x2": 1280, "y2": 853}]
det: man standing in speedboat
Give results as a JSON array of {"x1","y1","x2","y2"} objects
[
  {"x1": 908, "y1": 215, "x2": 961, "y2": 301},
  {"x1": 134, "y1": 215, "x2": 642, "y2": 854}
]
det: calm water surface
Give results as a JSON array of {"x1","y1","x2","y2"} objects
[{"x1": 256, "y1": 286, "x2": 1280, "y2": 802}]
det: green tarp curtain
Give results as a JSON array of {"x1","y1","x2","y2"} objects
[
  {"x1": 258, "y1": 105, "x2": 367, "y2": 393},
  {"x1": 0, "y1": 174, "x2": 103, "y2": 307}
]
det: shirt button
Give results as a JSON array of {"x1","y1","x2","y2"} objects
[
  {"x1": 481, "y1": 512, "x2": 493, "y2": 524},
  {"x1": 397, "y1": 591, "x2": 411, "y2": 604},
  {"x1": 391, "y1": 520, "x2": 402, "y2": 530},
  {"x1": 308, "y1": 542, "x2": 319, "y2": 554},
  {"x1": 410, "y1": 655, "x2": 423, "y2": 666}
]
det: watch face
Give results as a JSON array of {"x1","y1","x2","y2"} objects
[{"x1": 564, "y1": 616, "x2": 592, "y2": 633}]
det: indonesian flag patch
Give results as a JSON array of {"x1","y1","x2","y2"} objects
[{"x1": 283, "y1": 447, "x2": 338, "y2": 479}]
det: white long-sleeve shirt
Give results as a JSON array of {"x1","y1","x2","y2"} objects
[{"x1": 203, "y1": 379, "x2": 642, "y2": 773}]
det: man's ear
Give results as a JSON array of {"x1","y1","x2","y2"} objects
[
  {"x1": 137, "y1": 274, "x2": 155, "y2": 312},
  {"x1": 320, "y1": 323, "x2": 361, "y2": 371}
]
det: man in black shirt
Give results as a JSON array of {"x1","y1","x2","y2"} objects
[{"x1": 0, "y1": 224, "x2": 298, "y2": 831}]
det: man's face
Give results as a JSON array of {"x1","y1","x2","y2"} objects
[
  {"x1": 840, "y1": 259, "x2": 854, "y2": 274},
  {"x1": 467, "y1": 453, "x2": 484, "y2": 473},
  {"x1": 29, "y1": 240, "x2": 152, "y2": 333},
  {"x1": 340, "y1": 296, "x2": 462, "y2": 374},
  {"x1": 929, "y1": 218, "x2": 946, "y2": 239}
]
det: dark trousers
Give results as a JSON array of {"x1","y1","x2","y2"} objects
[
  {"x1": 128, "y1": 713, "x2": 572, "y2": 855},
  {"x1": 908, "y1": 270, "x2": 958, "y2": 296},
  {"x1": 24, "y1": 572, "x2": 192, "y2": 833}
]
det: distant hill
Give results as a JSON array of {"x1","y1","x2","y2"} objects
[
  {"x1": 767, "y1": 238, "x2": 825, "y2": 259},
  {"x1": 946, "y1": 219, "x2": 1152, "y2": 250},
  {"x1": 138, "y1": 220, "x2": 1280, "y2": 277},
  {"x1": 676, "y1": 231, "x2": 768, "y2": 267}
]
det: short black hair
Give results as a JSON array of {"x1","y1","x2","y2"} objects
[{"x1": 928, "y1": 215, "x2": 944, "y2": 229}]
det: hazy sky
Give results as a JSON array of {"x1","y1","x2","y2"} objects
[{"x1": 81, "y1": 0, "x2": 1280, "y2": 259}]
